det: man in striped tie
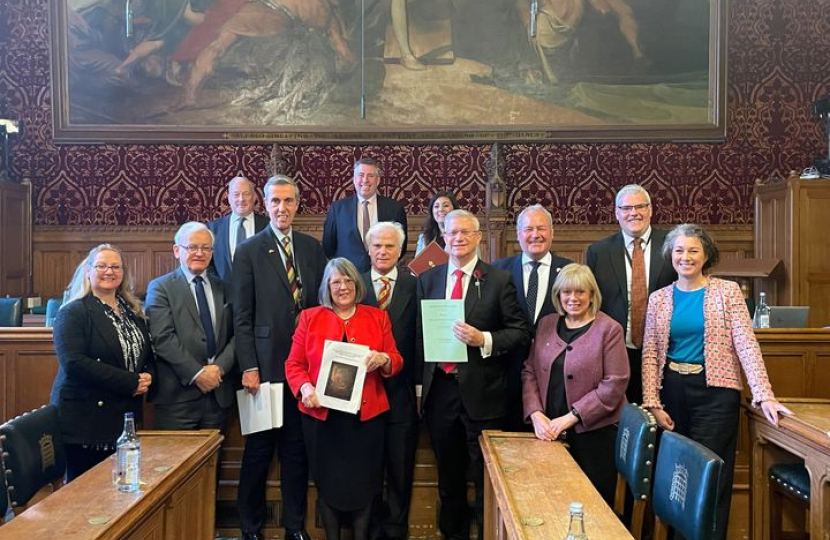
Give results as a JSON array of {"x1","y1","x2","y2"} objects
[
  {"x1": 361, "y1": 221, "x2": 419, "y2": 540},
  {"x1": 233, "y1": 175, "x2": 328, "y2": 540}
]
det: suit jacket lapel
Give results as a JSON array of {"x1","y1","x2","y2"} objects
[
  {"x1": 87, "y1": 297, "x2": 127, "y2": 367},
  {"x1": 386, "y1": 277, "x2": 412, "y2": 327},
  {"x1": 510, "y1": 256, "x2": 530, "y2": 318},
  {"x1": 610, "y1": 233, "x2": 629, "y2": 308},
  {"x1": 262, "y1": 232, "x2": 291, "y2": 293},
  {"x1": 216, "y1": 215, "x2": 232, "y2": 275},
  {"x1": 464, "y1": 261, "x2": 484, "y2": 316},
  {"x1": 348, "y1": 196, "x2": 363, "y2": 246},
  {"x1": 174, "y1": 269, "x2": 202, "y2": 328}
]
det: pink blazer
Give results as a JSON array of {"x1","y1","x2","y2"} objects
[
  {"x1": 641, "y1": 277, "x2": 775, "y2": 409},
  {"x1": 522, "y1": 311, "x2": 629, "y2": 433},
  {"x1": 285, "y1": 305, "x2": 403, "y2": 421}
]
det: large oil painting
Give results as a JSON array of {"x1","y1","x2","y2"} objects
[{"x1": 51, "y1": 0, "x2": 726, "y2": 142}]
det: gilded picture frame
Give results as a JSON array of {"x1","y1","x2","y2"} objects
[{"x1": 50, "y1": 0, "x2": 726, "y2": 143}]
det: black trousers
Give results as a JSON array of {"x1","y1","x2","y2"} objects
[
  {"x1": 374, "y1": 386, "x2": 419, "y2": 540},
  {"x1": 65, "y1": 444, "x2": 115, "y2": 483},
  {"x1": 424, "y1": 371, "x2": 503, "y2": 540},
  {"x1": 237, "y1": 388, "x2": 308, "y2": 535},
  {"x1": 625, "y1": 347, "x2": 643, "y2": 405},
  {"x1": 660, "y1": 369, "x2": 740, "y2": 540},
  {"x1": 565, "y1": 424, "x2": 618, "y2": 506},
  {"x1": 152, "y1": 394, "x2": 226, "y2": 430}
]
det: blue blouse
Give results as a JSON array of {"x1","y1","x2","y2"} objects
[{"x1": 667, "y1": 285, "x2": 705, "y2": 364}]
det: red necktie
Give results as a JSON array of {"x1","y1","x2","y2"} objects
[
  {"x1": 441, "y1": 269, "x2": 465, "y2": 374},
  {"x1": 630, "y1": 237, "x2": 647, "y2": 348}
]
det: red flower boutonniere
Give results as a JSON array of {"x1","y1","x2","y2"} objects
[{"x1": 473, "y1": 269, "x2": 486, "y2": 299}]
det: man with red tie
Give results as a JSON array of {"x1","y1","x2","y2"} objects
[
  {"x1": 417, "y1": 210, "x2": 529, "y2": 540},
  {"x1": 585, "y1": 184, "x2": 676, "y2": 404}
]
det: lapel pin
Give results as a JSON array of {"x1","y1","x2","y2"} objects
[{"x1": 268, "y1": 249, "x2": 275, "y2": 254}]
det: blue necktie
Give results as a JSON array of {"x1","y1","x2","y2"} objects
[
  {"x1": 236, "y1": 216, "x2": 247, "y2": 249},
  {"x1": 193, "y1": 276, "x2": 217, "y2": 359}
]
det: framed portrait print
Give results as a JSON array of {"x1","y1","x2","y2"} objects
[{"x1": 51, "y1": 0, "x2": 726, "y2": 143}]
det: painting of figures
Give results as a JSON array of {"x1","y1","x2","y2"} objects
[{"x1": 52, "y1": 0, "x2": 725, "y2": 142}]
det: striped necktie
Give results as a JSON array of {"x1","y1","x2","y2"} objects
[
  {"x1": 282, "y1": 237, "x2": 301, "y2": 311},
  {"x1": 377, "y1": 276, "x2": 392, "y2": 310}
]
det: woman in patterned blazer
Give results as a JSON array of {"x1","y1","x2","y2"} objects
[{"x1": 642, "y1": 223, "x2": 790, "y2": 540}]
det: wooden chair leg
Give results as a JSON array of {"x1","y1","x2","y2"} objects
[
  {"x1": 630, "y1": 499, "x2": 646, "y2": 540},
  {"x1": 769, "y1": 484, "x2": 783, "y2": 540},
  {"x1": 653, "y1": 516, "x2": 669, "y2": 540},
  {"x1": 614, "y1": 473, "x2": 626, "y2": 516}
]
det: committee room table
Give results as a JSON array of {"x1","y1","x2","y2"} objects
[
  {"x1": 746, "y1": 399, "x2": 830, "y2": 540},
  {"x1": 1, "y1": 430, "x2": 223, "y2": 540},
  {"x1": 481, "y1": 431, "x2": 633, "y2": 540}
]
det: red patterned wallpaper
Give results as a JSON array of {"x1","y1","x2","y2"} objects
[{"x1": 1, "y1": 0, "x2": 828, "y2": 226}]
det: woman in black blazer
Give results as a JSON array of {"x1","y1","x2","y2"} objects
[{"x1": 50, "y1": 244, "x2": 154, "y2": 481}]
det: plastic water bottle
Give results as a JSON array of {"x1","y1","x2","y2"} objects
[
  {"x1": 753, "y1": 292, "x2": 770, "y2": 329},
  {"x1": 114, "y1": 412, "x2": 141, "y2": 492},
  {"x1": 564, "y1": 502, "x2": 588, "y2": 539}
]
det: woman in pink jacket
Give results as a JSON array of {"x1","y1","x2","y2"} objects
[
  {"x1": 522, "y1": 263, "x2": 629, "y2": 504},
  {"x1": 642, "y1": 223, "x2": 791, "y2": 540}
]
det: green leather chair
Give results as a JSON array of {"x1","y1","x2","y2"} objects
[
  {"x1": 45, "y1": 297, "x2": 63, "y2": 328},
  {"x1": 0, "y1": 297, "x2": 23, "y2": 327},
  {"x1": 769, "y1": 463, "x2": 810, "y2": 540},
  {"x1": 0, "y1": 405, "x2": 66, "y2": 513},
  {"x1": 613, "y1": 403, "x2": 658, "y2": 539},
  {"x1": 652, "y1": 431, "x2": 724, "y2": 540}
]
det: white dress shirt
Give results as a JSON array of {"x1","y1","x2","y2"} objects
[
  {"x1": 521, "y1": 252, "x2": 552, "y2": 324},
  {"x1": 371, "y1": 266, "x2": 398, "y2": 302},
  {"x1": 229, "y1": 212, "x2": 256, "y2": 260},
  {"x1": 445, "y1": 257, "x2": 493, "y2": 358}
]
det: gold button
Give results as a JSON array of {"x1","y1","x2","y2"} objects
[
  {"x1": 97, "y1": 401, "x2": 104, "y2": 407},
  {"x1": 350, "y1": 338, "x2": 355, "y2": 343},
  {"x1": 344, "y1": 321, "x2": 350, "y2": 326}
]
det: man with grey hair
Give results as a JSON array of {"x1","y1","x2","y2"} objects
[
  {"x1": 586, "y1": 184, "x2": 676, "y2": 403},
  {"x1": 492, "y1": 204, "x2": 573, "y2": 431},
  {"x1": 207, "y1": 175, "x2": 269, "y2": 280},
  {"x1": 360, "y1": 221, "x2": 419, "y2": 540},
  {"x1": 323, "y1": 158, "x2": 408, "y2": 273},
  {"x1": 233, "y1": 174, "x2": 327, "y2": 540},
  {"x1": 417, "y1": 209, "x2": 530, "y2": 540},
  {"x1": 146, "y1": 221, "x2": 236, "y2": 430}
]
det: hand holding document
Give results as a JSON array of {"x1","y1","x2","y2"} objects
[
  {"x1": 316, "y1": 340, "x2": 370, "y2": 414},
  {"x1": 237, "y1": 382, "x2": 283, "y2": 436},
  {"x1": 421, "y1": 299, "x2": 468, "y2": 363}
]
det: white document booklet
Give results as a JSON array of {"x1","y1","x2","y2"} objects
[
  {"x1": 316, "y1": 340, "x2": 369, "y2": 414},
  {"x1": 236, "y1": 382, "x2": 283, "y2": 436}
]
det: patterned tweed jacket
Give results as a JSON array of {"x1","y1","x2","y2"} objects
[{"x1": 641, "y1": 277, "x2": 775, "y2": 409}]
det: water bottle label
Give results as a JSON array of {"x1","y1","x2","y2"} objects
[
  {"x1": 759, "y1": 314, "x2": 770, "y2": 328},
  {"x1": 124, "y1": 449, "x2": 140, "y2": 485}
]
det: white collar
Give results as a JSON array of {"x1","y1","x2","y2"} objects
[
  {"x1": 371, "y1": 266, "x2": 399, "y2": 282},
  {"x1": 521, "y1": 252, "x2": 552, "y2": 267},
  {"x1": 622, "y1": 226, "x2": 652, "y2": 248}
]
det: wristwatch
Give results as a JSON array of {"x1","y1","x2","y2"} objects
[{"x1": 570, "y1": 407, "x2": 582, "y2": 423}]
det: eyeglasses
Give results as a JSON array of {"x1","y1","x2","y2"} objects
[
  {"x1": 178, "y1": 245, "x2": 214, "y2": 254},
  {"x1": 330, "y1": 279, "x2": 355, "y2": 290},
  {"x1": 93, "y1": 263, "x2": 123, "y2": 273},
  {"x1": 231, "y1": 192, "x2": 253, "y2": 199},
  {"x1": 617, "y1": 203, "x2": 651, "y2": 214},
  {"x1": 444, "y1": 229, "x2": 480, "y2": 238}
]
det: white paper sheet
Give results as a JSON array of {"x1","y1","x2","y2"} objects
[
  {"x1": 316, "y1": 340, "x2": 369, "y2": 414},
  {"x1": 236, "y1": 382, "x2": 283, "y2": 436}
]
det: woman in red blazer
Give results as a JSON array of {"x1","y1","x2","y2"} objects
[
  {"x1": 285, "y1": 257, "x2": 402, "y2": 540},
  {"x1": 522, "y1": 263, "x2": 629, "y2": 504}
]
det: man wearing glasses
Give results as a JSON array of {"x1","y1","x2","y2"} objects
[
  {"x1": 145, "y1": 221, "x2": 236, "y2": 430},
  {"x1": 232, "y1": 175, "x2": 327, "y2": 540},
  {"x1": 417, "y1": 209, "x2": 530, "y2": 540},
  {"x1": 323, "y1": 158, "x2": 408, "y2": 273},
  {"x1": 585, "y1": 184, "x2": 676, "y2": 403},
  {"x1": 207, "y1": 175, "x2": 269, "y2": 281}
]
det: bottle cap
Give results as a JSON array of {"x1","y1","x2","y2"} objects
[
  {"x1": 124, "y1": 412, "x2": 134, "y2": 418},
  {"x1": 569, "y1": 502, "x2": 583, "y2": 513}
]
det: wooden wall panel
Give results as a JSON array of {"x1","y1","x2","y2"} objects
[
  {"x1": 33, "y1": 222, "x2": 753, "y2": 299},
  {"x1": 0, "y1": 181, "x2": 33, "y2": 296}
]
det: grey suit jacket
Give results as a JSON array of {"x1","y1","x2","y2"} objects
[{"x1": 145, "y1": 268, "x2": 236, "y2": 409}]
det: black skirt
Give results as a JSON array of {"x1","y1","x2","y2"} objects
[{"x1": 302, "y1": 409, "x2": 386, "y2": 511}]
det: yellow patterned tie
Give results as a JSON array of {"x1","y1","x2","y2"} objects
[
  {"x1": 283, "y1": 237, "x2": 301, "y2": 310},
  {"x1": 377, "y1": 277, "x2": 391, "y2": 310}
]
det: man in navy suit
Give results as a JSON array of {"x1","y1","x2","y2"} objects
[
  {"x1": 145, "y1": 222, "x2": 235, "y2": 430},
  {"x1": 418, "y1": 210, "x2": 530, "y2": 540},
  {"x1": 207, "y1": 175, "x2": 269, "y2": 280},
  {"x1": 233, "y1": 175, "x2": 327, "y2": 540},
  {"x1": 360, "y1": 221, "x2": 419, "y2": 540},
  {"x1": 585, "y1": 184, "x2": 676, "y2": 404},
  {"x1": 323, "y1": 158, "x2": 408, "y2": 272},
  {"x1": 492, "y1": 204, "x2": 572, "y2": 431}
]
